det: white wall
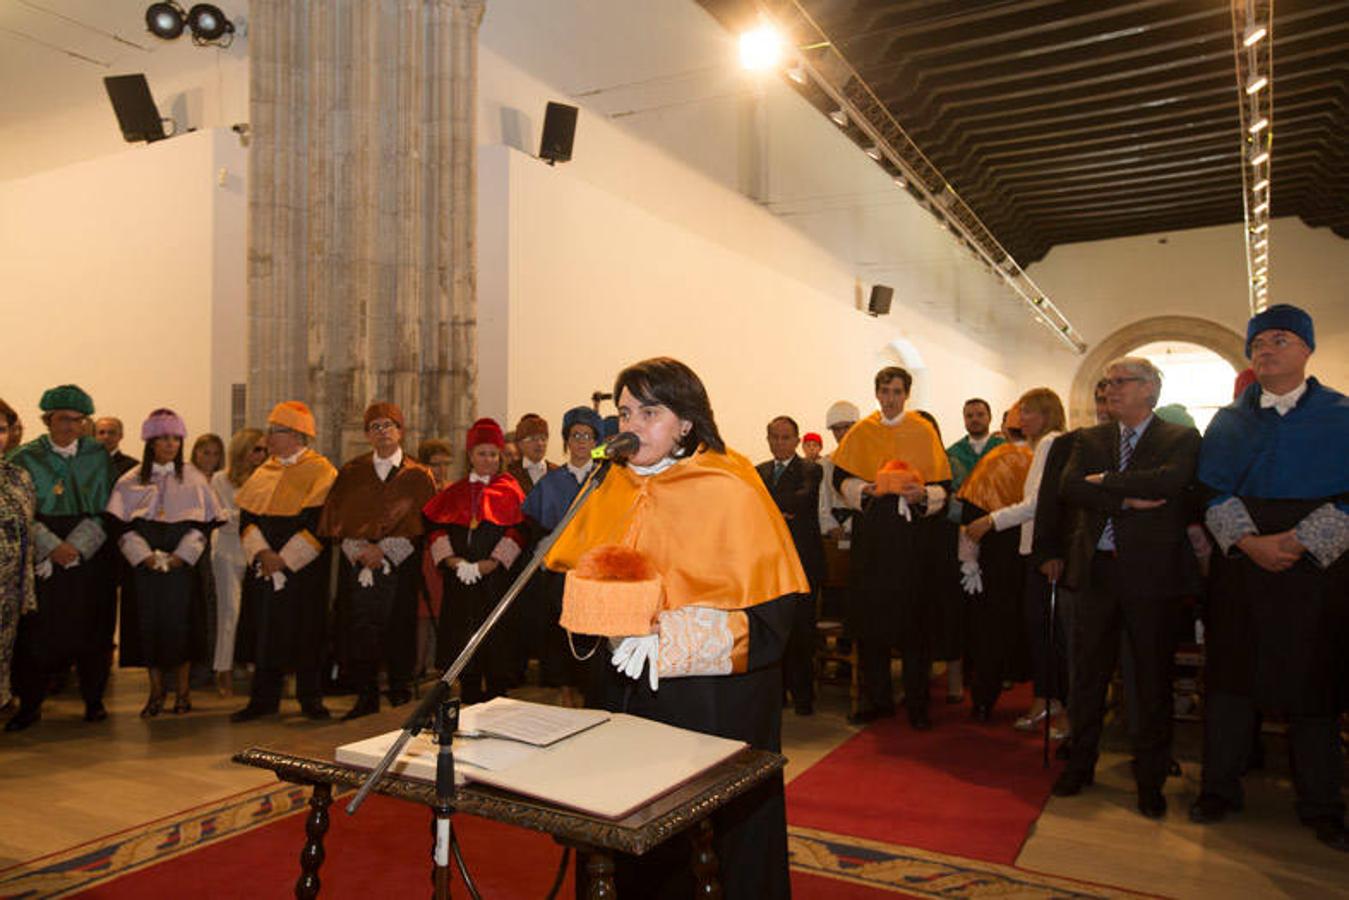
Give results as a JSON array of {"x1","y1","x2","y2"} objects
[
  {"x1": 0, "y1": 128, "x2": 247, "y2": 445},
  {"x1": 479, "y1": 144, "x2": 1071, "y2": 456},
  {"x1": 1031, "y1": 218, "x2": 1349, "y2": 395}
]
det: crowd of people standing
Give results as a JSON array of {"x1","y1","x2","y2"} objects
[{"x1": 0, "y1": 303, "x2": 1345, "y2": 881}]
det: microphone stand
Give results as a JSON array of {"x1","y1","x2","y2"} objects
[{"x1": 346, "y1": 448, "x2": 624, "y2": 889}]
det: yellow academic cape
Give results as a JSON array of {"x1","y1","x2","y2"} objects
[
  {"x1": 235, "y1": 450, "x2": 337, "y2": 517},
  {"x1": 832, "y1": 411, "x2": 951, "y2": 483},
  {"x1": 544, "y1": 448, "x2": 808, "y2": 612},
  {"x1": 957, "y1": 442, "x2": 1033, "y2": 513}
]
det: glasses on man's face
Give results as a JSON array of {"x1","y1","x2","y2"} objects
[
  {"x1": 267, "y1": 426, "x2": 297, "y2": 436},
  {"x1": 1250, "y1": 333, "x2": 1299, "y2": 353},
  {"x1": 1104, "y1": 376, "x2": 1144, "y2": 389},
  {"x1": 568, "y1": 431, "x2": 596, "y2": 444},
  {"x1": 366, "y1": 420, "x2": 399, "y2": 434}
]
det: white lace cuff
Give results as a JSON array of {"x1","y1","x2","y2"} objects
[
  {"x1": 1205, "y1": 497, "x2": 1258, "y2": 554},
  {"x1": 1295, "y1": 503, "x2": 1349, "y2": 569}
]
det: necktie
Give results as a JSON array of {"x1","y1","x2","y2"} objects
[
  {"x1": 773, "y1": 461, "x2": 786, "y2": 484},
  {"x1": 1100, "y1": 426, "x2": 1135, "y2": 550}
]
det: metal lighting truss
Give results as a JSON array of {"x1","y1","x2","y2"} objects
[
  {"x1": 1231, "y1": 0, "x2": 1274, "y2": 313},
  {"x1": 757, "y1": 0, "x2": 1087, "y2": 353}
]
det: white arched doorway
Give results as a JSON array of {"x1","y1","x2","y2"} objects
[{"x1": 1069, "y1": 316, "x2": 1246, "y2": 428}]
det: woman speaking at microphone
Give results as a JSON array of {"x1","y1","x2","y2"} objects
[{"x1": 545, "y1": 357, "x2": 806, "y2": 899}]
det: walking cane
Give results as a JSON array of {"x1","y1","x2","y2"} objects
[{"x1": 1043, "y1": 577, "x2": 1057, "y2": 769}]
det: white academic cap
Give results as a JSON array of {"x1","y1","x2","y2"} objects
[{"x1": 825, "y1": 401, "x2": 860, "y2": 427}]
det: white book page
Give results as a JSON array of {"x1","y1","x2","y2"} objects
[{"x1": 459, "y1": 697, "x2": 610, "y2": 746}]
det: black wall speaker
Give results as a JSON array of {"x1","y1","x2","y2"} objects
[
  {"x1": 868, "y1": 284, "x2": 894, "y2": 316},
  {"x1": 104, "y1": 74, "x2": 167, "y2": 143},
  {"x1": 539, "y1": 102, "x2": 578, "y2": 165}
]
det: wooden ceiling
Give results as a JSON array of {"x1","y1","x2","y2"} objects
[{"x1": 697, "y1": 0, "x2": 1349, "y2": 264}]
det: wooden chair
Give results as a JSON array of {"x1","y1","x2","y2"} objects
[{"x1": 815, "y1": 535, "x2": 859, "y2": 715}]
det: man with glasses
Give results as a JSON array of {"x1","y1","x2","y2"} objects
[
  {"x1": 6, "y1": 385, "x2": 115, "y2": 730},
  {"x1": 1053, "y1": 357, "x2": 1201, "y2": 819},
  {"x1": 318, "y1": 403, "x2": 436, "y2": 719},
  {"x1": 521, "y1": 406, "x2": 605, "y2": 705},
  {"x1": 230, "y1": 401, "x2": 338, "y2": 722},
  {"x1": 1191, "y1": 304, "x2": 1349, "y2": 851}
]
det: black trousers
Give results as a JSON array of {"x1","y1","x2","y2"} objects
[
  {"x1": 1024, "y1": 567, "x2": 1069, "y2": 703},
  {"x1": 1067, "y1": 553, "x2": 1178, "y2": 790},
  {"x1": 858, "y1": 590, "x2": 931, "y2": 715},
  {"x1": 12, "y1": 616, "x2": 109, "y2": 713},
  {"x1": 781, "y1": 592, "x2": 816, "y2": 707},
  {"x1": 251, "y1": 666, "x2": 323, "y2": 708},
  {"x1": 1202, "y1": 690, "x2": 1345, "y2": 822}
]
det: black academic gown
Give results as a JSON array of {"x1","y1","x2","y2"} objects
[
  {"x1": 116, "y1": 520, "x2": 210, "y2": 668},
  {"x1": 434, "y1": 520, "x2": 517, "y2": 702},
  {"x1": 603, "y1": 593, "x2": 796, "y2": 900},
  {"x1": 234, "y1": 507, "x2": 330, "y2": 674}
]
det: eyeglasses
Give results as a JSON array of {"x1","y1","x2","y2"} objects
[
  {"x1": 1250, "y1": 333, "x2": 1300, "y2": 353},
  {"x1": 266, "y1": 426, "x2": 298, "y2": 436},
  {"x1": 366, "y1": 420, "x2": 399, "y2": 433},
  {"x1": 1104, "y1": 376, "x2": 1144, "y2": 388},
  {"x1": 567, "y1": 431, "x2": 596, "y2": 443}
]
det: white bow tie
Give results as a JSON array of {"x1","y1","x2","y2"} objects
[
  {"x1": 469, "y1": 473, "x2": 492, "y2": 484},
  {"x1": 1260, "y1": 388, "x2": 1302, "y2": 416}
]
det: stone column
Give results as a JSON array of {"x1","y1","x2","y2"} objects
[{"x1": 247, "y1": 0, "x2": 484, "y2": 465}]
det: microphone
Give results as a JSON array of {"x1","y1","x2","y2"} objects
[{"x1": 591, "y1": 431, "x2": 641, "y2": 461}]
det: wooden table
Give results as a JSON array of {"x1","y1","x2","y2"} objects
[{"x1": 232, "y1": 708, "x2": 785, "y2": 898}]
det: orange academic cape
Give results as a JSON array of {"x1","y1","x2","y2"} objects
[
  {"x1": 235, "y1": 450, "x2": 338, "y2": 518},
  {"x1": 543, "y1": 447, "x2": 809, "y2": 613},
  {"x1": 956, "y1": 442, "x2": 1033, "y2": 514},
  {"x1": 832, "y1": 411, "x2": 952, "y2": 484}
]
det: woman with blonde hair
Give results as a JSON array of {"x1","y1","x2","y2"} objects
[
  {"x1": 965, "y1": 387, "x2": 1067, "y2": 733},
  {"x1": 209, "y1": 428, "x2": 266, "y2": 695}
]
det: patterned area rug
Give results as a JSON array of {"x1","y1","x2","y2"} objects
[
  {"x1": 1, "y1": 786, "x2": 1158, "y2": 899},
  {"x1": 0, "y1": 781, "x2": 318, "y2": 899}
]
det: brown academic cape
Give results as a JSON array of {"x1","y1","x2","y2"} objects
[{"x1": 318, "y1": 452, "x2": 436, "y2": 541}]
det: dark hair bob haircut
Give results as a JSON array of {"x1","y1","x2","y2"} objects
[{"x1": 613, "y1": 357, "x2": 726, "y2": 456}]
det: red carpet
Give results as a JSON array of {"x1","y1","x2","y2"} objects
[
  {"x1": 786, "y1": 680, "x2": 1062, "y2": 865},
  {"x1": 67, "y1": 793, "x2": 898, "y2": 899}
]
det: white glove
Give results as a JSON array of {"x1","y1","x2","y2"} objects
[
  {"x1": 957, "y1": 531, "x2": 983, "y2": 595},
  {"x1": 455, "y1": 560, "x2": 482, "y2": 585},
  {"x1": 61, "y1": 555, "x2": 81, "y2": 570},
  {"x1": 357, "y1": 567, "x2": 375, "y2": 588},
  {"x1": 36, "y1": 559, "x2": 53, "y2": 580},
  {"x1": 611, "y1": 634, "x2": 660, "y2": 691},
  {"x1": 151, "y1": 550, "x2": 174, "y2": 573},
  {"x1": 894, "y1": 496, "x2": 912, "y2": 522},
  {"x1": 255, "y1": 564, "x2": 287, "y2": 591},
  {"x1": 960, "y1": 560, "x2": 984, "y2": 595}
]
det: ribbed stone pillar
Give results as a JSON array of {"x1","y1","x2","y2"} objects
[{"x1": 247, "y1": 0, "x2": 484, "y2": 465}]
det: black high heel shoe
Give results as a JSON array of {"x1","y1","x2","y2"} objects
[
  {"x1": 141, "y1": 695, "x2": 165, "y2": 718},
  {"x1": 172, "y1": 696, "x2": 192, "y2": 715}
]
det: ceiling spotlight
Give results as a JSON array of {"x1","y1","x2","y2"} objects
[
  {"x1": 146, "y1": 2, "x2": 185, "y2": 39},
  {"x1": 786, "y1": 64, "x2": 807, "y2": 85},
  {"x1": 828, "y1": 108, "x2": 848, "y2": 127},
  {"x1": 739, "y1": 24, "x2": 785, "y2": 71},
  {"x1": 1246, "y1": 74, "x2": 1268, "y2": 94},
  {"x1": 187, "y1": 4, "x2": 234, "y2": 44},
  {"x1": 865, "y1": 145, "x2": 883, "y2": 161},
  {"x1": 1242, "y1": 23, "x2": 1267, "y2": 47}
]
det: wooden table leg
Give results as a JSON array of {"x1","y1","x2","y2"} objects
[
  {"x1": 295, "y1": 783, "x2": 333, "y2": 899},
  {"x1": 582, "y1": 848, "x2": 616, "y2": 900},
  {"x1": 690, "y1": 818, "x2": 722, "y2": 899}
]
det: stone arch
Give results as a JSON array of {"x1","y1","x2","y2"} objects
[{"x1": 1069, "y1": 316, "x2": 1246, "y2": 426}]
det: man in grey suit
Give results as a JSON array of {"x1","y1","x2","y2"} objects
[{"x1": 1051, "y1": 357, "x2": 1201, "y2": 820}]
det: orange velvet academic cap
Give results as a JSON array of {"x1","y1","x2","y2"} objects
[{"x1": 267, "y1": 401, "x2": 317, "y2": 437}]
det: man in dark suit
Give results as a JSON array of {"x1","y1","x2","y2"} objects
[
  {"x1": 1053, "y1": 357, "x2": 1201, "y2": 819},
  {"x1": 757, "y1": 415, "x2": 825, "y2": 715}
]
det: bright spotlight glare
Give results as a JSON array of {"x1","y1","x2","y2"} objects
[{"x1": 739, "y1": 25, "x2": 785, "y2": 71}]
